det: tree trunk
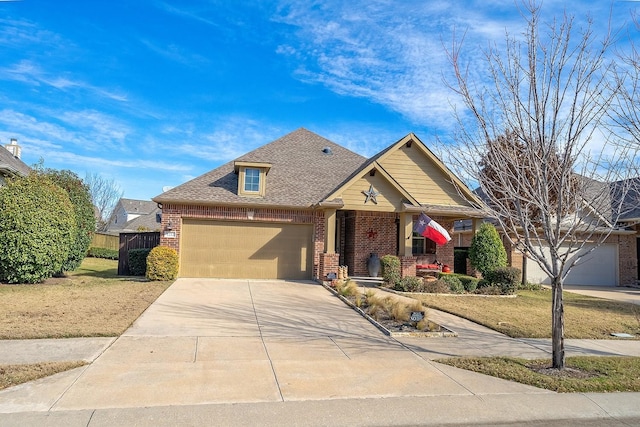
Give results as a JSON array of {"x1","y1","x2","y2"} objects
[{"x1": 551, "y1": 277, "x2": 565, "y2": 369}]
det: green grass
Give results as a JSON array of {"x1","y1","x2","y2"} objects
[
  {"x1": 437, "y1": 356, "x2": 640, "y2": 392},
  {"x1": 415, "y1": 289, "x2": 640, "y2": 339}
]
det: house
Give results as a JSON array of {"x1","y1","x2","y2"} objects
[
  {"x1": 153, "y1": 128, "x2": 486, "y2": 280},
  {"x1": 0, "y1": 139, "x2": 30, "y2": 186},
  {"x1": 453, "y1": 177, "x2": 639, "y2": 287},
  {"x1": 105, "y1": 198, "x2": 162, "y2": 234}
]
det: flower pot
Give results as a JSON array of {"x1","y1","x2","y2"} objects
[{"x1": 367, "y1": 253, "x2": 380, "y2": 277}]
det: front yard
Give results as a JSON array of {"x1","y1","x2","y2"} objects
[
  {"x1": 415, "y1": 288, "x2": 640, "y2": 339},
  {"x1": 0, "y1": 257, "x2": 172, "y2": 339}
]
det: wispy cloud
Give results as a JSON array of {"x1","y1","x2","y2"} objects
[{"x1": 139, "y1": 39, "x2": 210, "y2": 67}]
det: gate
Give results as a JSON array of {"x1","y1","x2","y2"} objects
[{"x1": 117, "y1": 232, "x2": 160, "y2": 275}]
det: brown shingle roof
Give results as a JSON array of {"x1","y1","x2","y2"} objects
[
  {"x1": 0, "y1": 147, "x2": 30, "y2": 178},
  {"x1": 154, "y1": 128, "x2": 367, "y2": 207}
]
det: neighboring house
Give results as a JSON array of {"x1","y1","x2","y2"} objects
[
  {"x1": 453, "y1": 177, "x2": 639, "y2": 287},
  {"x1": 105, "y1": 198, "x2": 162, "y2": 234},
  {"x1": 0, "y1": 139, "x2": 30, "y2": 186},
  {"x1": 153, "y1": 128, "x2": 486, "y2": 280}
]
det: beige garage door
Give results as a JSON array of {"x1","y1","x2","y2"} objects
[{"x1": 180, "y1": 219, "x2": 313, "y2": 279}]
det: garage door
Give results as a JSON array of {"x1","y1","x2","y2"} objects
[
  {"x1": 526, "y1": 244, "x2": 618, "y2": 286},
  {"x1": 179, "y1": 219, "x2": 313, "y2": 279}
]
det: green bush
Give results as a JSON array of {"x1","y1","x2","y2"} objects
[
  {"x1": 146, "y1": 246, "x2": 179, "y2": 281},
  {"x1": 380, "y1": 255, "x2": 401, "y2": 288},
  {"x1": 0, "y1": 174, "x2": 76, "y2": 283},
  {"x1": 87, "y1": 247, "x2": 119, "y2": 260},
  {"x1": 422, "y1": 279, "x2": 450, "y2": 294},
  {"x1": 128, "y1": 248, "x2": 152, "y2": 276},
  {"x1": 484, "y1": 267, "x2": 521, "y2": 295},
  {"x1": 41, "y1": 169, "x2": 96, "y2": 273},
  {"x1": 459, "y1": 275, "x2": 479, "y2": 292},
  {"x1": 395, "y1": 276, "x2": 423, "y2": 292},
  {"x1": 439, "y1": 275, "x2": 464, "y2": 294},
  {"x1": 469, "y1": 223, "x2": 507, "y2": 276}
]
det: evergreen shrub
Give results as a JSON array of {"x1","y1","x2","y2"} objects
[{"x1": 146, "y1": 246, "x2": 179, "y2": 281}]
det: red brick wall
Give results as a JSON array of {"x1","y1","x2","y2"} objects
[{"x1": 350, "y1": 211, "x2": 397, "y2": 276}]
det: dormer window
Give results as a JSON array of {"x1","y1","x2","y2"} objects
[
  {"x1": 234, "y1": 161, "x2": 271, "y2": 198},
  {"x1": 244, "y1": 168, "x2": 260, "y2": 192}
]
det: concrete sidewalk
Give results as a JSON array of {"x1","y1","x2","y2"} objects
[{"x1": 2, "y1": 278, "x2": 640, "y2": 426}]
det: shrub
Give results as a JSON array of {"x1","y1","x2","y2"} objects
[
  {"x1": 476, "y1": 284, "x2": 502, "y2": 295},
  {"x1": 469, "y1": 223, "x2": 507, "y2": 276},
  {"x1": 41, "y1": 169, "x2": 96, "y2": 273},
  {"x1": 438, "y1": 275, "x2": 464, "y2": 294},
  {"x1": 146, "y1": 246, "x2": 178, "y2": 281},
  {"x1": 422, "y1": 279, "x2": 450, "y2": 294},
  {"x1": 380, "y1": 255, "x2": 401, "y2": 288},
  {"x1": 395, "y1": 276, "x2": 423, "y2": 292},
  {"x1": 458, "y1": 275, "x2": 479, "y2": 292},
  {"x1": 335, "y1": 279, "x2": 358, "y2": 297},
  {"x1": 484, "y1": 267, "x2": 521, "y2": 295},
  {"x1": 519, "y1": 282, "x2": 543, "y2": 291},
  {"x1": 0, "y1": 174, "x2": 76, "y2": 283},
  {"x1": 128, "y1": 248, "x2": 152, "y2": 276},
  {"x1": 87, "y1": 247, "x2": 119, "y2": 260}
]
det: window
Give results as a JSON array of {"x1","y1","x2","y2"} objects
[
  {"x1": 412, "y1": 232, "x2": 436, "y2": 255},
  {"x1": 244, "y1": 168, "x2": 260, "y2": 192}
]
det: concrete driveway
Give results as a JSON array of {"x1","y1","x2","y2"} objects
[
  {"x1": 0, "y1": 278, "x2": 549, "y2": 412},
  {"x1": 564, "y1": 285, "x2": 640, "y2": 305}
]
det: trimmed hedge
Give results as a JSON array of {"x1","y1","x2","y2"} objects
[
  {"x1": 128, "y1": 248, "x2": 152, "y2": 276},
  {"x1": 380, "y1": 255, "x2": 401, "y2": 288},
  {"x1": 395, "y1": 276, "x2": 424, "y2": 292},
  {"x1": 146, "y1": 246, "x2": 178, "y2": 281},
  {"x1": 469, "y1": 223, "x2": 507, "y2": 276},
  {"x1": 87, "y1": 247, "x2": 118, "y2": 260},
  {"x1": 482, "y1": 267, "x2": 522, "y2": 295}
]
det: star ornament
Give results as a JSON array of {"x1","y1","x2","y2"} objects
[{"x1": 362, "y1": 185, "x2": 379, "y2": 204}]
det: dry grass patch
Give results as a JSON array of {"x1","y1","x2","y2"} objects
[
  {"x1": 0, "y1": 361, "x2": 86, "y2": 390},
  {"x1": 437, "y1": 356, "x2": 640, "y2": 393},
  {"x1": 416, "y1": 289, "x2": 639, "y2": 339},
  {"x1": 0, "y1": 258, "x2": 173, "y2": 339}
]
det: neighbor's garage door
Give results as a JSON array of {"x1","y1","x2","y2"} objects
[
  {"x1": 180, "y1": 219, "x2": 313, "y2": 279},
  {"x1": 526, "y1": 243, "x2": 618, "y2": 286}
]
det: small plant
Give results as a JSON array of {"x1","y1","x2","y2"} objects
[
  {"x1": 484, "y1": 267, "x2": 521, "y2": 295},
  {"x1": 146, "y1": 246, "x2": 179, "y2": 281},
  {"x1": 395, "y1": 276, "x2": 423, "y2": 292},
  {"x1": 128, "y1": 248, "x2": 152, "y2": 276},
  {"x1": 389, "y1": 300, "x2": 410, "y2": 323},
  {"x1": 87, "y1": 247, "x2": 118, "y2": 260},
  {"x1": 457, "y1": 275, "x2": 479, "y2": 292},
  {"x1": 439, "y1": 275, "x2": 464, "y2": 294},
  {"x1": 336, "y1": 279, "x2": 358, "y2": 297},
  {"x1": 422, "y1": 279, "x2": 450, "y2": 294},
  {"x1": 518, "y1": 282, "x2": 543, "y2": 291},
  {"x1": 380, "y1": 255, "x2": 401, "y2": 288},
  {"x1": 476, "y1": 284, "x2": 502, "y2": 295}
]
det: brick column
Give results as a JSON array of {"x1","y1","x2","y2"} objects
[
  {"x1": 319, "y1": 253, "x2": 340, "y2": 281},
  {"x1": 400, "y1": 256, "x2": 417, "y2": 278}
]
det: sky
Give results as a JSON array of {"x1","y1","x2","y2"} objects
[{"x1": 0, "y1": 0, "x2": 638, "y2": 201}]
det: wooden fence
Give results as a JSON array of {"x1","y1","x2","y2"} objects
[
  {"x1": 117, "y1": 232, "x2": 161, "y2": 275},
  {"x1": 91, "y1": 232, "x2": 119, "y2": 251}
]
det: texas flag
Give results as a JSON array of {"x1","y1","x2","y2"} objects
[{"x1": 413, "y1": 213, "x2": 451, "y2": 246}]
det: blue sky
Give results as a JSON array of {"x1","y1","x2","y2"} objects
[{"x1": 0, "y1": 1, "x2": 637, "y2": 201}]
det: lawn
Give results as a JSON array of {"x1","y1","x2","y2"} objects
[
  {"x1": 437, "y1": 356, "x2": 640, "y2": 392},
  {"x1": 415, "y1": 288, "x2": 640, "y2": 339},
  {"x1": 0, "y1": 257, "x2": 173, "y2": 390},
  {"x1": 0, "y1": 257, "x2": 173, "y2": 339}
]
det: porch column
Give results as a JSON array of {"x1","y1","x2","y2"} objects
[
  {"x1": 324, "y1": 208, "x2": 336, "y2": 254},
  {"x1": 472, "y1": 218, "x2": 481, "y2": 234},
  {"x1": 398, "y1": 213, "x2": 413, "y2": 256}
]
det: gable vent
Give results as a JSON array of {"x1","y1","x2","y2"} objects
[{"x1": 322, "y1": 147, "x2": 333, "y2": 155}]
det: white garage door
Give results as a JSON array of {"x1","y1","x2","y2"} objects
[
  {"x1": 180, "y1": 219, "x2": 313, "y2": 279},
  {"x1": 526, "y1": 244, "x2": 618, "y2": 286}
]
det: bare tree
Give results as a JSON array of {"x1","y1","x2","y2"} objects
[
  {"x1": 84, "y1": 172, "x2": 123, "y2": 232},
  {"x1": 443, "y1": 1, "x2": 639, "y2": 369}
]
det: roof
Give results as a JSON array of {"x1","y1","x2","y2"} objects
[
  {"x1": 611, "y1": 177, "x2": 640, "y2": 222},
  {"x1": 154, "y1": 128, "x2": 367, "y2": 207},
  {"x1": 0, "y1": 147, "x2": 30, "y2": 177},
  {"x1": 119, "y1": 198, "x2": 158, "y2": 215}
]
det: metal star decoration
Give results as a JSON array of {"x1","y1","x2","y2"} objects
[{"x1": 362, "y1": 184, "x2": 379, "y2": 204}]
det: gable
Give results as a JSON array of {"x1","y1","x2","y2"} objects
[
  {"x1": 379, "y1": 141, "x2": 471, "y2": 206},
  {"x1": 338, "y1": 171, "x2": 409, "y2": 212}
]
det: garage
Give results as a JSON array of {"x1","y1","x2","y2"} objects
[
  {"x1": 179, "y1": 219, "x2": 313, "y2": 279},
  {"x1": 526, "y1": 243, "x2": 618, "y2": 286}
]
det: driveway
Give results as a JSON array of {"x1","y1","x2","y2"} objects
[
  {"x1": 564, "y1": 285, "x2": 640, "y2": 305},
  {"x1": 0, "y1": 278, "x2": 549, "y2": 412}
]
